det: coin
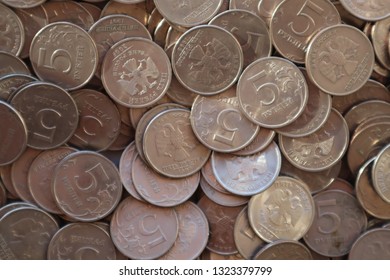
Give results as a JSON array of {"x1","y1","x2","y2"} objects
[
  {"x1": 0, "y1": 74, "x2": 36, "y2": 101},
  {"x1": 0, "y1": 3, "x2": 25, "y2": 56},
  {"x1": 79, "y1": 2, "x2": 101, "y2": 22},
  {"x1": 172, "y1": 25, "x2": 243, "y2": 95},
  {"x1": 327, "y1": 178, "x2": 355, "y2": 195},
  {"x1": 143, "y1": 108, "x2": 211, "y2": 178},
  {"x1": 349, "y1": 228, "x2": 390, "y2": 260},
  {"x1": 248, "y1": 176, "x2": 315, "y2": 243},
  {"x1": 147, "y1": 7, "x2": 164, "y2": 35},
  {"x1": 165, "y1": 27, "x2": 184, "y2": 48},
  {"x1": 190, "y1": 86, "x2": 259, "y2": 152},
  {"x1": 372, "y1": 144, "x2": 390, "y2": 203},
  {"x1": 0, "y1": 201, "x2": 36, "y2": 220},
  {"x1": 354, "y1": 115, "x2": 390, "y2": 136},
  {"x1": 0, "y1": 51, "x2": 30, "y2": 78},
  {"x1": 0, "y1": 165, "x2": 18, "y2": 199},
  {"x1": 371, "y1": 16, "x2": 390, "y2": 71},
  {"x1": 237, "y1": 56, "x2": 308, "y2": 128},
  {"x1": 201, "y1": 250, "x2": 244, "y2": 260},
  {"x1": 2, "y1": 0, "x2": 46, "y2": 8},
  {"x1": 0, "y1": 181, "x2": 6, "y2": 208},
  {"x1": 254, "y1": 240, "x2": 313, "y2": 260},
  {"x1": 339, "y1": 0, "x2": 390, "y2": 21},
  {"x1": 47, "y1": 222, "x2": 116, "y2": 260},
  {"x1": 110, "y1": 196, "x2": 179, "y2": 259},
  {"x1": 52, "y1": 151, "x2": 122, "y2": 222},
  {"x1": 30, "y1": 22, "x2": 98, "y2": 90},
  {"x1": 107, "y1": 119, "x2": 135, "y2": 151},
  {"x1": 100, "y1": 1, "x2": 149, "y2": 26},
  {"x1": 306, "y1": 24, "x2": 375, "y2": 96},
  {"x1": 201, "y1": 156, "x2": 230, "y2": 194},
  {"x1": 232, "y1": 128, "x2": 275, "y2": 156},
  {"x1": 153, "y1": 18, "x2": 170, "y2": 48},
  {"x1": 303, "y1": 190, "x2": 367, "y2": 257},
  {"x1": 10, "y1": 82, "x2": 79, "y2": 150}
]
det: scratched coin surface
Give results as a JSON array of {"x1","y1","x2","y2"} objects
[
  {"x1": 47, "y1": 222, "x2": 116, "y2": 260},
  {"x1": 372, "y1": 144, "x2": 390, "y2": 204},
  {"x1": 237, "y1": 56, "x2": 308, "y2": 128},
  {"x1": 339, "y1": 0, "x2": 390, "y2": 21},
  {"x1": 254, "y1": 240, "x2": 313, "y2": 260},
  {"x1": 172, "y1": 25, "x2": 243, "y2": 95},
  {"x1": 211, "y1": 141, "x2": 281, "y2": 196},
  {"x1": 0, "y1": 3, "x2": 24, "y2": 56},
  {"x1": 306, "y1": 24, "x2": 375, "y2": 95},
  {"x1": 248, "y1": 176, "x2": 315, "y2": 243},
  {"x1": 190, "y1": 86, "x2": 259, "y2": 152},
  {"x1": 0, "y1": 51, "x2": 30, "y2": 78},
  {"x1": 30, "y1": 22, "x2": 98, "y2": 90},
  {"x1": 349, "y1": 228, "x2": 390, "y2": 260},
  {"x1": 52, "y1": 151, "x2": 122, "y2": 222},
  {"x1": 143, "y1": 108, "x2": 211, "y2": 178},
  {"x1": 110, "y1": 196, "x2": 178, "y2": 260}
]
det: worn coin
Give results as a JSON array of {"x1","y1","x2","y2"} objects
[
  {"x1": 254, "y1": 240, "x2": 313, "y2": 260},
  {"x1": 327, "y1": 178, "x2": 355, "y2": 195},
  {"x1": 0, "y1": 3, "x2": 25, "y2": 56},
  {"x1": 349, "y1": 228, "x2": 390, "y2": 259},
  {"x1": 0, "y1": 165, "x2": 18, "y2": 199},
  {"x1": 0, "y1": 74, "x2": 36, "y2": 101},
  {"x1": 339, "y1": 0, "x2": 390, "y2": 21},
  {"x1": 371, "y1": 16, "x2": 390, "y2": 70},
  {"x1": 201, "y1": 156, "x2": 230, "y2": 194},
  {"x1": 100, "y1": 1, "x2": 149, "y2": 26},
  {"x1": 0, "y1": 201, "x2": 36, "y2": 220},
  {"x1": 372, "y1": 144, "x2": 390, "y2": 203},
  {"x1": 0, "y1": 51, "x2": 30, "y2": 78},
  {"x1": 0, "y1": 181, "x2": 6, "y2": 208},
  {"x1": 232, "y1": 128, "x2": 275, "y2": 156}
]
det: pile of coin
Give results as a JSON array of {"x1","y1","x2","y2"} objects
[{"x1": 1, "y1": 0, "x2": 390, "y2": 260}]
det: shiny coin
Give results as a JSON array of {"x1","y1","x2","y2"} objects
[
  {"x1": 0, "y1": 201, "x2": 36, "y2": 220},
  {"x1": 153, "y1": 18, "x2": 170, "y2": 48},
  {"x1": 232, "y1": 128, "x2": 275, "y2": 156},
  {"x1": 172, "y1": 25, "x2": 243, "y2": 95},
  {"x1": 349, "y1": 228, "x2": 390, "y2": 259},
  {"x1": 372, "y1": 16, "x2": 390, "y2": 70},
  {"x1": 248, "y1": 176, "x2": 315, "y2": 243},
  {"x1": 100, "y1": 1, "x2": 149, "y2": 26},
  {"x1": 0, "y1": 3, "x2": 24, "y2": 56},
  {"x1": 0, "y1": 51, "x2": 30, "y2": 78},
  {"x1": 372, "y1": 144, "x2": 390, "y2": 203},
  {"x1": 306, "y1": 24, "x2": 374, "y2": 96},
  {"x1": 339, "y1": 0, "x2": 390, "y2": 21},
  {"x1": 254, "y1": 240, "x2": 313, "y2": 260},
  {"x1": 0, "y1": 74, "x2": 36, "y2": 101},
  {"x1": 237, "y1": 56, "x2": 308, "y2": 128}
]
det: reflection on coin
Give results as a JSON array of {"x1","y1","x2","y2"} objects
[
  {"x1": 237, "y1": 57, "x2": 308, "y2": 128},
  {"x1": 0, "y1": 207, "x2": 59, "y2": 259},
  {"x1": 47, "y1": 223, "x2": 116, "y2": 260},
  {"x1": 0, "y1": 74, "x2": 36, "y2": 101},
  {"x1": 339, "y1": 0, "x2": 390, "y2": 21},
  {"x1": 0, "y1": 3, "x2": 25, "y2": 56},
  {"x1": 153, "y1": 18, "x2": 170, "y2": 48},
  {"x1": 327, "y1": 178, "x2": 354, "y2": 195},
  {"x1": 110, "y1": 196, "x2": 178, "y2": 259},
  {"x1": 100, "y1": 1, "x2": 149, "y2": 26},
  {"x1": 349, "y1": 228, "x2": 390, "y2": 260},
  {"x1": 0, "y1": 51, "x2": 30, "y2": 78},
  {"x1": 304, "y1": 190, "x2": 367, "y2": 257},
  {"x1": 201, "y1": 157, "x2": 230, "y2": 194},
  {"x1": 371, "y1": 16, "x2": 390, "y2": 70},
  {"x1": 372, "y1": 144, "x2": 390, "y2": 203},
  {"x1": 248, "y1": 176, "x2": 315, "y2": 243},
  {"x1": 232, "y1": 128, "x2": 275, "y2": 156},
  {"x1": 0, "y1": 201, "x2": 36, "y2": 220},
  {"x1": 52, "y1": 151, "x2": 122, "y2": 222},
  {"x1": 306, "y1": 24, "x2": 374, "y2": 95},
  {"x1": 254, "y1": 240, "x2": 312, "y2": 260}
]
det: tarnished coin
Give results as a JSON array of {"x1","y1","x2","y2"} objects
[
  {"x1": 372, "y1": 144, "x2": 390, "y2": 203},
  {"x1": 279, "y1": 109, "x2": 349, "y2": 172},
  {"x1": 0, "y1": 51, "x2": 30, "y2": 78},
  {"x1": 10, "y1": 82, "x2": 79, "y2": 150},
  {"x1": 190, "y1": 86, "x2": 259, "y2": 152},
  {"x1": 147, "y1": 7, "x2": 163, "y2": 35},
  {"x1": 30, "y1": 22, "x2": 98, "y2": 90},
  {"x1": 248, "y1": 176, "x2": 315, "y2": 243},
  {"x1": 159, "y1": 201, "x2": 209, "y2": 260},
  {"x1": 2, "y1": 0, "x2": 46, "y2": 8},
  {"x1": 132, "y1": 154, "x2": 200, "y2": 207},
  {"x1": 306, "y1": 24, "x2": 375, "y2": 95},
  {"x1": 201, "y1": 157, "x2": 230, "y2": 194},
  {"x1": 333, "y1": 1, "x2": 366, "y2": 29},
  {"x1": 0, "y1": 3, "x2": 24, "y2": 56},
  {"x1": 197, "y1": 195, "x2": 244, "y2": 255},
  {"x1": 327, "y1": 178, "x2": 354, "y2": 195},
  {"x1": 0, "y1": 202, "x2": 36, "y2": 220},
  {"x1": 107, "y1": 111, "x2": 135, "y2": 151},
  {"x1": 254, "y1": 240, "x2": 313, "y2": 260},
  {"x1": 232, "y1": 128, "x2": 275, "y2": 156},
  {"x1": 372, "y1": 16, "x2": 390, "y2": 71},
  {"x1": 172, "y1": 25, "x2": 243, "y2": 95},
  {"x1": 0, "y1": 207, "x2": 59, "y2": 260},
  {"x1": 28, "y1": 146, "x2": 76, "y2": 214},
  {"x1": 68, "y1": 89, "x2": 121, "y2": 151},
  {"x1": 110, "y1": 196, "x2": 178, "y2": 260},
  {"x1": 354, "y1": 115, "x2": 390, "y2": 136},
  {"x1": 0, "y1": 165, "x2": 18, "y2": 199},
  {"x1": 201, "y1": 250, "x2": 245, "y2": 260},
  {"x1": 143, "y1": 108, "x2": 211, "y2": 178},
  {"x1": 0, "y1": 181, "x2": 6, "y2": 208},
  {"x1": 211, "y1": 142, "x2": 281, "y2": 196},
  {"x1": 47, "y1": 223, "x2": 116, "y2": 260},
  {"x1": 229, "y1": 0, "x2": 284, "y2": 25},
  {"x1": 153, "y1": 18, "x2": 170, "y2": 48},
  {"x1": 349, "y1": 228, "x2": 390, "y2": 259},
  {"x1": 237, "y1": 57, "x2": 308, "y2": 128},
  {"x1": 102, "y1": 37, "x2": 171, "y2": 108},
  {"x1": 304, "y1": 190, "x2": 367, "y2": 257},
  {"x1": 234, "y1": 206, "x2": 265, "y2": 260},
  {"x1": 0, "y1": 101, "x2": 27, "y2": 166},
  {"x1": 0, "y1": 74, "x2": 36, "y2": 101},
  {"x1": 339, "y1": 0, "x2": 390, "y2": 21},
  {"x1": 270, "y1": 0, "x2": 341, "y2": 64},
  {"x1": 100, "y1": 1, "x2": 149, "y2": 26},
  {"x1": 79, "y1": 2, "x2": 101, "y2": 22},
  {"x1": 52, "y1": 151, "x2": 122, "y2": 222}
]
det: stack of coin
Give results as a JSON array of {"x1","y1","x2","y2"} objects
[{"x1": 0, "y1": 0, "x2": 390, "y2": 260}]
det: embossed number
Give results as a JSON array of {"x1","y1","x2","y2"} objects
[
  {"x1": 74, "y1": 163, "x2": 109, "y2": 192},
  {"x1": 288, "y1": 0, "x2": 325, "y2": 37},
  {"x1": 33, "y1": 108, "x2": 61, "y2": 143},
  {"x1": 213, "y1": 108, "x2": 241, "y2": 146},
  {"x1": 248, "y1": 70, "x2": 279, "y2": 106},
  {"x1": 231, "y1": 27, "x2": 265, "y2": 55},
  {"x1": 73, "y1": 115, "x2": 104, "y2": 145},
  {"x1": 38, "y1": 48, "x2": 72, "y2": 73},
  {"x1": 139, "y1": 214, "x2": 167, "y2": 248},
  {"x1": 317, "y1": 199, "x2": 341, "y2": 234}
]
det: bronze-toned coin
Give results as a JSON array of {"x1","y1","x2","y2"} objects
[
  {"x1": 276, "y1": 68, "x2": 332, "y2": 137},
  {"x1": 304, "y1": 190, "x2": 367, "y2": 257},
  {"x1": 30, "y1": 22, "x2": 98, "y2": 90},
  {"x1": 327, "y1": 178, "x2": 354, "y2": 195},
  {"x1": 372, "y1": 16, "x2": 390, "y2": 70},
  {"x1": 349, "y1": 228, "x2": 390, "y2": 260},
  {"x1": 2, "y1": 0, "x2": 46, "y2": 8},
  {"x1": 93, "y1": 221, "x2": 128, "y2": 260},
  {"x1": 0, "y1": 101, "x2": 28, "y2": 166},
  {"x1": 248, "y1": 176, "x2": 315, "y2": 243},
  {"x1": 306, "y1": 24, "x2": 374, "y2": 96},
  {"x1": 100, "y1": 1, "x2": 149, "y2": 26},
  {"x1": 209, "y1": 9, "x2": 271, "y2": 68},
  {"x1": 372, "y1": 59, "x2": 390, "y2": 85},
  {"x1": 372, "y1": 144, "x2": 390, "y2": 204},
  {"x1": 110, "y1": 196, "x2": 178, "y2": 259},
  {"x1": 254, "y1": 240, "x2": 313, "y2": 260},
  {"x1": 159, "y1": 201, "x2": 209, "y2": 260},
  {"x1": 47, "y1": 222, "x2": 116, "y2": 260},
  {"x1": 102, "y1": 37, "x2": 171, "y2": 108},
  {"x1": 354, "y1": 115, "x2": 390, "y2": 137},
  {"x1": 79, "y1": 2, "x2": 101, "y2": 22},
  {"x1": 143, "y1": 108, "x2": 211, "y2": 178},
  {"x1": 89, "y1": 14, "x2": 152, "y2": 79},
  {"x1": 153, "y1": 18, "x2": 170, "y2": 48},
  {"x1": 147, "y1": 8, "x2": 163, "y2": 35},
  {"x1": 10, "y1": 82, "x2": 79, "y2": 150},
  {"x1": 0, "y1": 51, "x2": 30, "y2": 78},
  {"x1": 333, "y1": 1, "x2": 365, "y2": 29},
  {"x1": 0, "y1": 74, "x2": 36, "y2": 101},
  {"x1": 68, "y1": 89, "x2": 121, "y2": 151},
  {"x1": 0, "y1": 181, "x2": 6, "y2": 208},
  {"x1": 165, "y1": 27, "x2": 184, "y2": 48},
  {"x1": 191, "y1": 86, "x2": 259, "y2": 153},
  {"x1": 107, "y1": 120, "x2": 135, "y2": 151},
  {"x1": 0, "y1": 201, "x2": 36, "y2": 220},
  {"x1": 132, "y1": 154, "x2": 200, "y2": 207},
  {"x1": 356, "y1": 158, "x2": 390, "y2": 220},
  {"x1": 201, "y1": 250, "x2": 245, "y2": 260},
  {"x1": 237, "y1": 56, "x2": 308, "y2": 128},
  {"x1": 201, "y1": 156, "x2": 230, "y2": 194},
  {"x1": 339, "y1": 0, "x2": 390, "y2": 21},
  {"x1": 0, "y1": 207, "x2": 59, "y2": 260},
  {"x1": 234, "y1": 206, "x2": 265, "y2": 260},
  {"x1": 0, "y1": 165, "x2": 18, "y2": 199},
  {"x1": 232, "y1": 128, "x2": 275, "y2": 156},
  {"x1": 0, "y1": 3, "x2": 24, "y2": 56},
  {"x1": 270, "y1": 0, "x2": 341, "y2": 64},
  {"x1": 172, "y1": 25, "x2": 243, "y2": 95},
  {"x1": 52, "y1": 151, "x2": 122, "y2": 222},
  {"x1": 197, "y1": 195, "x2": 244, "y2": 255},
  {"x1": 211, "y1": 142, "x2": 281, "y2": 196},
  {"x1": 28, "y1": 146, "x2": 77, "y2": 214},
  {"x1": 279, "y1": 108, "x2": 349, "y2": 172}
]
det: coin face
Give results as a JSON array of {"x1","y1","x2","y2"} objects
[
  {"x1": 100, "y1": 1, "x2": 149, "y2": 26},
  {"x1": 0, "y1": 181, "x2": 7, "y2": 208},
  {"x1": 306, "y1": 24, "x2": 375, "y2": 95},
  {"x1": 30, "y1": 22, "x2": 98, "y2": 90},
  {"x1": 232, "y1": 128, "x2": 275, "y2": 156},
  {"x1": 0, "y1": 74, "x2": 36, "y2": 101},
  {"x1": 372, "y1": 144, "x2": 390, "y2": 203},
  {"x1": 371, "y1": 17, "x2": 390, "y2": 71},
  {"x1": 201, "y1": 156, "x2": 230, "y2": 194},
  {"x1": 339, "y1": 0, "x2": 390, "y2": 21},
  {"x1": 229, "y1": 0, "x2": 284, "y2": 25},
  {"x1": 0, "y1": 3, "x2": 25, "y2": 56},
  {"x1": 254, "y1": 240, "x2": 313, "y2": 260},
  {"x1": 248, "y1": 176, "x2": 315, "y2": 243},
  {"x1": 349, "y1": 228, "x2": 390, "y2": 260},
  {"x1": 237, "y1": 56, "x2": 308, "y2": 128},
  {"x1": 0, "y1": 52, "x2": 30, "y2": 78},
  {"x1": 172, "y1": 25, "x2": 243, "y2": 95}
]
